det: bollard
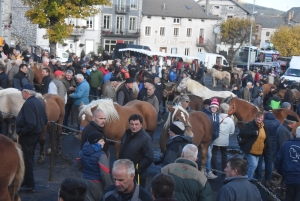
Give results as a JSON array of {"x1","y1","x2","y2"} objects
[{"x1": 49, "y1": 122, "x2": 55, "y2": 181}]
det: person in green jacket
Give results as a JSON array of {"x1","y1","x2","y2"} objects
[{"x1": 89, "y1": 64, "x2": 103, "y2": 101}]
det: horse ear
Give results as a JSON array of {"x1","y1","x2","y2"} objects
[{"x1": 167, "y1": 105, "x2": 175, "y2": 113}]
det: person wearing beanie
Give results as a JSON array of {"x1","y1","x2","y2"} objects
[
  {"x1": 202, "y1": 99, "x2": 212, "y2": 111},
  {"x1": 154, "y1": 121, "x2": 193, "y2": 167},
  {"x1": 204, "y1": 98, "x2": 220, "y2": 179},
  {"x1": 281, "y1": 102, "x2": 291, "y2": 110},
  {"x1": 79, "y1": 131, "x2": 112, "y2": 201},
  {"x1": 116, "y1": 77, "x2": 135, "y2": 106}
]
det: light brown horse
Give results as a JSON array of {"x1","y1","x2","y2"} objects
[
  {"x1": 0, "y1": 135, "x2": 24, "y2": 201},
  {"x1": 160, "y1": 105, "x2": 212, "y2": 170},
  {"x1": 225, "y1": 96, "x2": 300, "y2": 133},
  {"x1": 262, "y1": 83, "x2": 276, "y2": 96},
  {"x1": 37, "y1": 94, "x2": 65, "y2": 163},
  {"x1": 79, "y1": 99, "x2": 157, "y2": 158}
]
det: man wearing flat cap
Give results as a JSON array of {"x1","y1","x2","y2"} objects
[
  {"x1": 273, "y1": 114, "x2": 299, "y2": 160},
  {"x1": 16, "y1": 83, "x2": 48, "y2": 192},
  {"x1": 116, "y1": 77, "x2": 135, "y2": 106},
  {"x1": 102, "y1": 77, "x2": 119, "y2": 101}
]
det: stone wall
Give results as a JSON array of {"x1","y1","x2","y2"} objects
[{"x1": 11, "y1": 0, "x2": 37, "y2": 46}]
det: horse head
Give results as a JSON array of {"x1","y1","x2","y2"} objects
[
  {"x1": 177, "y1": 77, "x2": 188, "y2": 93},
  {"x1": 165, "y1": 105, "x2": 193, "y2": 138},
  {"x1": 224, "y1": 96, "x2": 236, "y2": 116},
  {"x1": 163, "y1": 82, "x2": 176, "y2": 98}
]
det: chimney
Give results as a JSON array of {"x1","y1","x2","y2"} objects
[
  {"x1": 205, "y1": 0, "x2": 210, "y2": 14},
  {"x1": 163, "y1": 3, "x2": 166, "y2": 10}
]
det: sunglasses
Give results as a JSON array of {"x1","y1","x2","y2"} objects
[{"x1": 185, "y1": 101, "x2": 190, "y2": 103}]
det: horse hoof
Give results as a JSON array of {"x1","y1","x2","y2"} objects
[
  {"x1": 37, "y1": 156, "x2": 45, "y2": 164},
  {"x1": 46, "y1": 148, "x2": 51, "y2": 155}
]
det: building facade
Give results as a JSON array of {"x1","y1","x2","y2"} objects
[
  {"x1": 100, "y1": 0, "x2": 142, "y2": 53},
  {"x1": 140, "y1": 0, "x2": 219, "y2": 56}
]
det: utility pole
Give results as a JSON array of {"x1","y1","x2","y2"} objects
[
  {"x1": 247, "y1": 0, "x2": 256, "y2": 70},
  {"x1": 0, "y1": 0, "x2": 2, "y2": 37}
]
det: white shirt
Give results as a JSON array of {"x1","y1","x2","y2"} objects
[{"x1": 48, "y1": 81, "x2": 67, "y2": 104}]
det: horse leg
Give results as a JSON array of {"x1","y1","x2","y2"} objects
[
  {"x1": 200, "y1": 142, "x2": 209, "y2": 172},
  {"x1": 0, "y1": 189, "x2": 10, "y2": 201},
  {"x1": 114, "y1": 143, "x2": 121, "y2": 159},
  {"x1": 162, "y1": 97, "x2": 167, "y2": 115},
  {"x1": 213, "y1": 77, "x2": 216, "y2": 87},
  {"x1": 4, "y1": 118, "x2": 12, "y2": 136},
  {"x1": 37, "y1": 127, "x2": 47, "y2": 164},
  {"x1": 56, "y1": 124, "x2": 63, "y2": 156}
]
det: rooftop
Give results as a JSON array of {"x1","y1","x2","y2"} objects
[{"x1": 255, "y1": 15, "x2": 287, "y2": 28}]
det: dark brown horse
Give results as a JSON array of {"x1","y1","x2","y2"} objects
[
  {"x1": 262, "y1": 83, "x2": 276, "y2": 96},
  {"x1": 160, "y1": 105, "x2": 212, "y2": 170},
  {"x1": 79, "y1": 99, "x2": 157, "y2": 158},
  {"x1": 225, "y1": 96, "x2": 300, "y2": 133},
  {"x1": 278, "y1": 89, "x2": 300, "y2": 100},
  {"x1": 38, "y1": 94, "x2": 65, "y2": 163},
  {"x1": 0, "y1": 135, "x2": 24, "y2": 201}
]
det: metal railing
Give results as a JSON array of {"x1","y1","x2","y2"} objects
[
  {"x1": 115, "y1": 5, "x2": 130, "y2": 13},
  {"x1": 101, "y1": 27, "x2": 140, "y2": 38},
  {"x1": 71, "y1": 28, "x2": 85, "y2": 36},
  {"x1": 196, "y1": 38, "x2": 215, "y2": 53}
]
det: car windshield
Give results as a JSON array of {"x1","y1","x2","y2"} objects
[{"x1": 284, "y1": 68, "x2": 300, "y2": 77}]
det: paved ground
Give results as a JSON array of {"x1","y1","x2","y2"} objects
[{"x1": 17, "y1": 75, "x2": 282, "y2": 201}]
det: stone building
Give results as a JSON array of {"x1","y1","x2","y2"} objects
[{"x1": 1, "y1": 0, "x2": 12, "y2": 45}]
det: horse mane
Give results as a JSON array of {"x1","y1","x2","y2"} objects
[
  {"x1": 0, "y1": 88, "x2": 19, "y2": 96},
  {"x1": 79, "y1": 98, "x2": 120, "y2": 123},
  {"x1": 226, "y1": 97, "x2": 259, "y2": 111},
  {"x1": 163, "y1": 105, "x2": 189, "y2": 129}
]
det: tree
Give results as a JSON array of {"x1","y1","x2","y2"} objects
[
  {"x1": 21, "y1": 0, "x2": 110, "y2": 56},
  {"x1": 220, "y1": 18, "x2": 253, "y2": 67},
  {"x1": 271, "y1": 26, "x2": 300, "y2": 57}
]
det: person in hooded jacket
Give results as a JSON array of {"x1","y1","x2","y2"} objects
[
  {"x1": 231, "y1": 84, "x2": 241, "y2": 98},
  {"x1": 267, "y1": 90, "x2": 281, "y2": 109},
  {"x1": 283, "y1": 85, "x2": 293, "y2": 107},
  {"x1": 79, "y1": 131, "x2": 112, "y2": 201},
  {"x1": 212, "y1": 103, "x2": 235, "y2": 173},
  {"x1": 204, "y1": 98, "x2": 220, "y2": 179}
]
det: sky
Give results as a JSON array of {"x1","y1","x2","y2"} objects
[{"x1": 241, "y1": 0, "x2": 299, "y2": 11}]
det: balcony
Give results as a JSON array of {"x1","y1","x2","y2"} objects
[
  {"x1": 115, "y1": 5, "x2": 130, "y2": 14},
  {"x1": 70, "y1": 28, "x2": 85, "y2": 36},
  {"x1": 101, "y1": 28, "x2": 140, "y2": 38}
]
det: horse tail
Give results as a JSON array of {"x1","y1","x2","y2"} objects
[{"x1": 8, "y1": 144, "x2": 25, "y2": 200}]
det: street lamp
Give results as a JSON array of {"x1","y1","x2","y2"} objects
[{"x1": 247, "y1": 0, "x2": 256, "y2": 70}]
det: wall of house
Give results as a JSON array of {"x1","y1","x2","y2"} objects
[
  {"x1": 260, "y1": 28, "x2": 275, "y2": 48},
  {"x1": 2, "y1": 0, "x2": 12, "y2": 44},
  {"x1": 140, "y1": 16, "x2": 217, "y2": 56}
]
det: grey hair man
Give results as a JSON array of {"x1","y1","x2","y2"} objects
[
  {"x1": 101, "y1": 159, "x2": 153, "y2": 201},
  {"x1": 242, "y1": 82, "x2": 253, "y2": 102},
  {"x1": 161, "y1": 144, "x2": 213, "y2": 201},
  {"x1": 273, "y1": 114, "x2": 299, "y2": 160},
  {"x1": 145, "y1": 83, "x2": 159, "y2": 113},
  {"x1": 217, "y1": 158, "x2": 262, "y2": 201}
]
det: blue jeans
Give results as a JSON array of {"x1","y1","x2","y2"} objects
[
  {"x1": 206, "y1": 142, "x2": 214, "y2": 173},
  {"x1": 63, "y1": 104, "x2": 73, "y2": 128},
  {"x1": 255, "y1": 153, "x2": 273, "y2": 181},
  {"x1": 245, "y1": 154, "x2": 259, "y2": 179}
]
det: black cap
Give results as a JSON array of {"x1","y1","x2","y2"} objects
[
  {"x1": 203, "y1": 99, "x2": 212, "y2": 105},
  {"x1": 87, "y1": 131, "x2": 104, "y2": 144},
  {"x1": 125, "y1": 78, "x2": 135, "y2": 83},
  {"x1": 263, "y1": 106, "x2": 272, "y2": 111},
  {"x1": 20, "y1": 83, "x2": 35, "y2": 91},
  {"x1": 286, "y1": 114, "x2": 299, "y2": 122},
  {"x1": 144, "y1": 78, "x2": 154, "y2": 84},
  {"x1": 110, "y1": 77, "x2": 118, "y2": 82}
]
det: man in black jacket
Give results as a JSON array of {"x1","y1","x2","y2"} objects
[
  {"x1": 119, "y1": 114, "x2": 154, "y2": 188},
  {"x1": 13, "y1": 64, "x2": 29, "y2": 90},
  {"x1": 0, "y1": 64, "x2": 8, "y2": 88},
  {"x1": 16, "y1": 84, "x2": 48, "y2": 192},
  {"x1": 116, "y1": 78, "x2": 135, "y2": 106},
  {"x1": 283, "y1": 85, "x2": 293, "y2": 108},
  {"x1": 40, "y1": 68, "x2": 53, "y2": 94}
]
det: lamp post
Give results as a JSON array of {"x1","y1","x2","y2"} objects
[
  {"x1": 0, "y1": 0, "x2": 2, "y2": 37},
  {"x1": 247, "y1": 0, "x2": 256, "y2": 70}
]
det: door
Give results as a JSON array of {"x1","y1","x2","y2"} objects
[
  {"x1": 116, "y1": 16, "x2": 124, "y2": 34},
  {"x1": 160, "y1": 47, "x2": 167, "y2": 53}
]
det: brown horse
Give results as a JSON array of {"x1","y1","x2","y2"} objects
[
  {"x1": 37, "y1": 94, "x2": 65, "y2": 163},
  {"x1": 262, "y1": 83, "x2": 276, "y2": 96},
  {"x1": 278, "y1": 89, "x2": 300, "y2": 100},
  {"x1": 225, "y1": 96, "x2": 300, "y2": 133},
  {"x1": 30, "y1": 62, "x2": 53, "y2": 86},
  {"x1": 160, "y1": 105, "x2": 212, "y2": 171},
  {"x1": 0, "y1": 135, "x2": 24, "y2": 201},
  {"x1": 79, "y1": 99, "x2": 157, "y2": 158}
]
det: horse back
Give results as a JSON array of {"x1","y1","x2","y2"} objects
[
  {"x1": 43, "y1": 94, "x2": 65, "y2": 121},
  {"x1": 273, "y1": 108, "x2": 300, "y2": 133}
]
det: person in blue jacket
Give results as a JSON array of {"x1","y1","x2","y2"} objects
[
  {"x1": 275, "y1": 126, "x2": 300, "y2": 201},
  {"x1": 169, "y1": 67, "x2": 177, "y2": 82},
  {"x1": 70, "y1": 73, "x2": 90, "y2": 106}
]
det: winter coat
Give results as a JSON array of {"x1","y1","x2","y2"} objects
[
  {"x1": 239, "y1": 120, "x2": 270, "y2": 156},
  {"x1": 70, "y1": 80, "x2": 90, "y2": 106},
  {"x1": 0, "y1": 71, "x2": 9, "y2": 88},
  {"x1": 213, "y1": 113, "x2": 235, "y2": 147},
  {"x1": 99, "y1": 67, "x2": 109, "y2": 76},
  {"x1": 40, "y1": 75, "x2": 53, "y2": 95},
  {"x1": 13, "y1": 71, "x2": 29, "y2": 90},
  {"x1": 161, "y1": 158, "x2": 213, "y2": 201},
  {"x1": 80, "y1": 121, "x2": 104, "y2": 149},
  {"x1": 48, "y1": 78, "x2": 67, "y2": 104},
  {"x1": 251, "y1": 85, "x2": 261, "y2": 99},
  {"x1": 162, "y1": 135, "x2": 193, "y2": 167},
  {"x1": 217, "y1": 176, "x2": 262, "y2": 201},
  {"x1": 144, "y1": 94, "x2": 159, "y2": 113},
  {"x1": 119, "y1": 128, "x2": 154, "y2": 178},
  {"x1": 102, "y1": 83, "x2": 116, "y2": 101},
  {"x1": 116, "y1": 84, "x2": 134, "y2": 106},
  {"x1": 204, "y1": 108, "x2": 220, "y2": 141},
  {"x1": 268, "y1": 95, "x2": 281, "y2": 109},
  {"x1": 62, "y1": 77, "x2": 76, "y2": 105},
  {"x1": 273, "y1": 123, "x2": 292, "y2": 159},
  {"x1": 232, "y1": 89, "x2": 242, "y2": 98},
  {"x1": 230, "y1": 77, "x2": 241, "y2": 88},
  {"x1": 155, "y1": 83, "x2": 163, "y2": 103},
  {"x1": 89, "y1": 70, "x2": 103, "y2": 88},
  {"x1": 169, "y1": 71, "x2": 177, "y2": 82},
  {"x1": 253, "y1": 96, "x2": 263, "y2": 108},
  {"x1": 275, "y1": 138, "x2": 300, "y2": 185},
  {"x1": 263, "y1": 113, "x2": 280, "y2": 150},
  {"x1": 242, "y1": 87, "x2": 251, "y2": 102},
  {"x1": 283, "y1": 89, "x2": 293, "y2": 105}
]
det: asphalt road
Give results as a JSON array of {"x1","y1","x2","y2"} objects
[{"x1": 18, "y1": 76, "x2": 281, "y2": 201}]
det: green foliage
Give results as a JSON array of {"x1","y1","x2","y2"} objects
[
  {"x1": 97, "y1": 44, "x2": 103, "y2": 54},
  {"x1": 270, "y1": 26, "x2": 300, "y2": 56},
  {"x1": 220, "y1": 18, "x2": 254, "y2": 67}
]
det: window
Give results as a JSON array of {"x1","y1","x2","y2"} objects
[
  {"x1": 174, "y1": 28, "x2": 179, "y2": 37},
  {"x1": 228, "y1": 6, "x2": 234, "y2": 10},
  {"x1": 171, "y1": 48, "x2": 177, "y2": 54},
  {"x1": 129, "y1": 17, "x2": 136, "y2": 31},
  {"x1": 130, "y1": 0, "x2": 137, "y2": 9},
  {"x1": 200, "y1": 28, "x2": 205, "y2": 38},
  {"x1": 266, "y1": 32, "x2": 270, "y2": 36},
  {"x1": 188, "y1": 19, "x2": 192, "y2": 22},
  {"x1": 185, "y1": 48, "x2": 190, "y2": 56},
  {"x1": 147, "y1": 16, "x2": 151, "y2": 19},
  {"x1": 86, "y1": 17, "x2": 93, "y2": 29},
  {"x1": 201, "y1": 20, "x2": 205, "y2": 22},
  {"x1": 116, "y1": 16, "x2": 124, "y2": 33},
  {"x1": 103, "y1": 15, "x2": 110, "y2": 29},
  {"x1": 162, "y1": 17, "x2": 165, "y2": 20},
  {"x1": 68, "y1": 18, "x2": 77, "y2": 26},
  {"x1": 214, "y1": 6, "x2": 219, "y2": 9},
  {"x1": 186, "y1": 28, "x2": 192, "y2": 37},
  {"x1": 160, "y1": 27, "x2": 165, "y2": 36},
  {"x1": 173, "y1": 18, "x2": 180, "y2": 24},
  {"x1": 198, "y1": 48, "x2": 202, "y2": 52},
  {"x1": 145, "y1": 26, "x2": 151, "y2": 36},
  {"x1": 227, "y1": 15, "x2": 233, "y2": 19}
]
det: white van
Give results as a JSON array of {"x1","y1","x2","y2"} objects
[
  {"x1": 196, "y1": 52, "x2": 228, "y2": 69},
  {"x1": 280, "y1": 56, "x2": 300, "y2": 82},
  {"x1": 56, "y1": 50, "x2": 69, "y2": 64}
]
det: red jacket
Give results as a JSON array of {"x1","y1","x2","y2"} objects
[
  {"x1": 99, "y1": 67, "x2": 109, "y2": 75},
  {"x1": 254, "y1": 72, "x2": 260, "y2": 82},
  {"x1": 120, "y1": 69, "x2": 130, "y2": 79}
]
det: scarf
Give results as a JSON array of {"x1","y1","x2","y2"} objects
[
  {"x1": 91, "y1": 143, "x2": 101, "y2": 152},
  {"x1": 256, "y1": 121, "x2": 264, "y2": 130}
]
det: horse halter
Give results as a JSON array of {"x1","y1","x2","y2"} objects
[{"x1": 227, "y1": 103, "x2": 236, "y2": 116}]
